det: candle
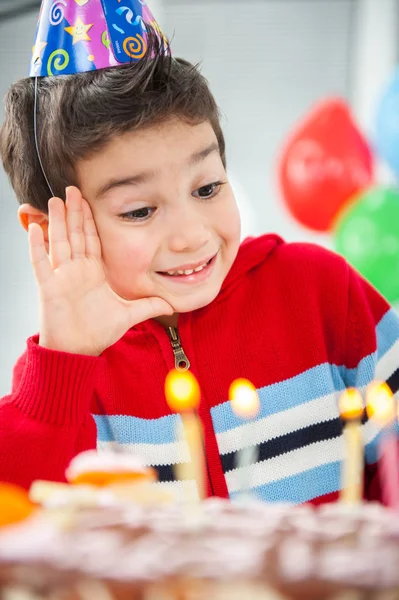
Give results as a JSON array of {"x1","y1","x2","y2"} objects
[
  {"x1": 229, "y1": 378, "x2": 260, "y2": 497},
  {"x1": 164, "y1": 369, "x2": 205, "y2": 501},
  {"x1": 366, "y1": 382, "x2": 399, "y2": 509},
  {"x1": 339, "y1": 388, "x2": 364, "y2": 504}
]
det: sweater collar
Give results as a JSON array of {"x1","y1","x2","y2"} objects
[{"x1": 218, "y1": 233, "x2": 284, "y2": 298}]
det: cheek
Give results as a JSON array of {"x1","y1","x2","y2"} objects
[
  {"x1": 218, "y1": 196, "x2": 241, "y2": 242},
  {"x1": 95, "y1": 221, "x2": 154, "y2": 276},
  {"x1": 104, "y1": 245, "x2": 151, "y2": 276}
]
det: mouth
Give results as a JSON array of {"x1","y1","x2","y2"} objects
[{"x1": 156, "y1": 253, "x2": 218, "y2": 283}]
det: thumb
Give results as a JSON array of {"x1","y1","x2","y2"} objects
[{"x1": 126, "y1": 296, "x2": 174, "y2": 326}]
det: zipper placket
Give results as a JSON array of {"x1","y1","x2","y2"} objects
[
  {"x1": 166, "y1": 326, "x2": 215, "y2": 496},
  {"x1": 167, "y1": 327, "x2": 190, "y2": 371}
]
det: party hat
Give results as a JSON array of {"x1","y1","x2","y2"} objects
[{"x1": 29, "y1": 0, "x2": 166, "y2": 78}]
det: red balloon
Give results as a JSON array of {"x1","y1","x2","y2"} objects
[{"x1": 278, "y1": 98, "x2": 374, "y2": 232}]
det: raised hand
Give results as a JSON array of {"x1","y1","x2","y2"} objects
[{"x1": 28, "y1": 186, "x2": 173, "y2": 356}]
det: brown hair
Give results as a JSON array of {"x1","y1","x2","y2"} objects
[{"x1": 0, "y1": 28, "x2": 226, "y2": 212}]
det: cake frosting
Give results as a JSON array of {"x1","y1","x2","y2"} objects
[
  {"x1": 66, "y1": 449, "x2": 156, "y2": 485},
  {"x1": 0, "y1": 451, "x2": 398, "y2": 600},
  {"x1": 0, "y1": 498, "x2": 398, "y2": 599}
]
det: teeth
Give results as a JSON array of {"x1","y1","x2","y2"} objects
[{"x1": 165, "y1": 260, "x2": 209, "y2": 276}]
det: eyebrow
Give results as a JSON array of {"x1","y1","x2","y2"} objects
[
  {"x1": 95, "y1": 141, "x2": 220, "y2": 200},
  {"x1": 189, "y1": 141, "x2": 220, "y2": 166}
]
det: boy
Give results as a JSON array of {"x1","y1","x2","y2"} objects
[{"x1": 0, "y1": 0, "x2": 398, "y2": 504}]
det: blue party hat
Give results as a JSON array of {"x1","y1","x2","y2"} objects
[{"x1": 30, "y1": 0, "x2": 167, "y2": 78}]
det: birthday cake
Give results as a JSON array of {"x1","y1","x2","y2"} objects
[{"x1": 0, "y1": 450, "x2": 398, "y2": 600}]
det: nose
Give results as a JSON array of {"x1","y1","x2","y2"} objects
[{"x1": 167, "y1": 208, "x2": 211, "y2": 254}]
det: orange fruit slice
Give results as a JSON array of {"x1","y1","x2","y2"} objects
[
  {"x1": 69, "y1": 467, "x2": 157, "y2": 487},
  {"x1": 0, "y1": 482, "x2": 36, "y2": 527}
]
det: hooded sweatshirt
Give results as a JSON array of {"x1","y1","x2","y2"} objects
[{"x1": 1, "y1": 235, "x2": 398, "y2": 503}]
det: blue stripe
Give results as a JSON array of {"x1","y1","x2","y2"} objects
[
  {"x1": 376, "y1": 309, "x2": 399, "y2": 360},
  {"x1": 211, "y1": 361, "x2": 367, "y2": 434},
  {"x1": 93, "y1": 413, "x2": 180, "y2": 445},
  {"x1": 211, "y1": 345, "x2": 393, "y2": 436},
  {"x1": 342, "y1": 310, "x2": 399, "y2": 385},
  {"x1": 230, "y1": 461, "x2": 341, "y2": 504},
  {"x1": 212, "y1": 313, "x2": 399, "y2": 437},
  {"x1": 211, "y1": 363, "x2": 343, "y2": 434},
  {"x1": 340, "y1": 353, "x2": 376, "y2": 388}
]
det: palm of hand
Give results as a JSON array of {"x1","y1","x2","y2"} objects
[{"x1": 29, "y1": 187, "x2": 173, "y2": 356}]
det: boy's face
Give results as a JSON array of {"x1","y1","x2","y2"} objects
[{"x1": 76, "y1": 118, "x2": 241, "y2": 317}]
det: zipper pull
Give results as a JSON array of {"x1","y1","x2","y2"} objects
[{"x1": 167, "y1": 327, "x2": 190, "y2": 371}]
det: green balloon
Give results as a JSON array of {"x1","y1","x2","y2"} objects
[{"x1": 334, "y1": 187, "x2": 399, "y2": 304}]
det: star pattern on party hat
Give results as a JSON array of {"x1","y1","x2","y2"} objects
[
  {"x1": 65, "y1": 16, "x2": 94, "y2": 45},
  {"x1": 32, "y1": 40, "x2": 48, "y2": 68},
  {"x1": 29, "y1": 0, "x2": 168, "y2": 78}
]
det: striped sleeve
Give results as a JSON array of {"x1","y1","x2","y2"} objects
[
  {"x1": 343, "y1": 266, "x2": 399, "y2": 395},
  {"x1": 343, "y1": 267, "x2": 399, "y2": 501}
]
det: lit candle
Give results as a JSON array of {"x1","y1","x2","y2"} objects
[
  {"x1": 339, "y1": 388, "x2": 364, "y2": 504},
  {"x1": 229, "y1": 378, "x2": 260, "y2": 497},
  {"x1": 165, "y1": 369, "x2": 205, "y2": 501},
  {"x1": 366, "y1": 382, "x2": 399, "y2": 509}
]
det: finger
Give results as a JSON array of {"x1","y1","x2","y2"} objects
[
  {"x1": 82, "y1": 198, "x2": 102, "y2": 259},
  {"x1": 48, "y1": 196, "x2": 71, "y2": 268},
  {"x1": 66, "y1": 186, "x2": 86, "y2": 259},
  {"x1": 127, "y1": 297, "x2": 174, "y2": 326},
  {"x1": 28, "y1": 223, "x2": 54, "y2": 285}
]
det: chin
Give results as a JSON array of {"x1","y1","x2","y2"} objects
[{"x1": 169, "y1": 288, "x2": 221, "y2": 315}]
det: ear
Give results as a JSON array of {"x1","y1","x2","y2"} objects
[{"x1": 18, "y1": 204, "x2": 49, "y2": 243}]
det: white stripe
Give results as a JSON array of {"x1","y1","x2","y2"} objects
[
  {"x1": 97, "y1": 440, "x2": 190, "y2": 466},
  {"x1": 362, "y1": 418, "x2": 380, "y2": 446},
  {"x1": 216, "y1": 392, "x2": 339, "y2": 455},
  {"x1": 375, "y1": 339, "x2": 399, "y2": 381},
  {"x1": 225, "y1": 437, "x2": 344, "y2": 493},
  {"x1": 156, "y1": 479, "x2": 199, "y2": 501}
]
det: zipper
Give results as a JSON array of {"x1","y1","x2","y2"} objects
[
  {"x1": 167, "y1": 327, "x2": 190, "y2": 371},
  {"x1": 166, "y1": 327, "x2": 215, "y2": 496}
]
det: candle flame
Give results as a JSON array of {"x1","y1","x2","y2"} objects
[
  {"x1": 366, "y1": 381, "x2": 395, "y2": 426},
  {"x1": 339, "y1": 388, "x2": 363, "y2": 421},
  {"x1": 164, "y1": 369, "x2": 200, "y2": 413},
  {"x1": 229, "y1": 378, "x2": 260, "y2": 420}
]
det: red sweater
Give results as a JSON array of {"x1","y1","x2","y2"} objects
[{"x1": 1, "y1": 235, "x2": 398, "y2": 503}]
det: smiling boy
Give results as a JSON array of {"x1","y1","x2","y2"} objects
[
  {"x1": 75, "y1": 119, "x2": 241, "y2": 330},
  {"x1": 0, "y1": 4, "x2": 398, "y2": 503}
]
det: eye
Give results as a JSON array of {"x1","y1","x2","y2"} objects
[
  {"x1": 193, "y1": 181, "x2": 226, "y2": 200},
  {"x1": 119, "y1": 207, "x2": 156, "y2": 221}
]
